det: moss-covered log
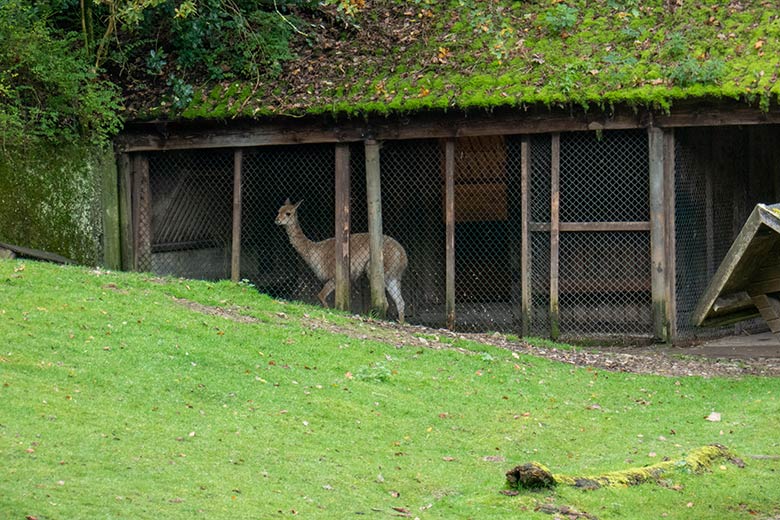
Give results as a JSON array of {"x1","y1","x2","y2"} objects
[{"x1": 506, "y1": 444, "x2": 743, "y2": 491}]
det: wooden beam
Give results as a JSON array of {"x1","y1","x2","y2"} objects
[
  {"x1": 100, "y1": 149, "x2": 121, "y2": 270},
  {"x1": 365, "y1": 140, "x2": 387, "y2": 318},
  {"x1": 231, "y1": 149, "x2": 243, "y2": 283},
  {"x1": 520, "y1": 136, "x2": 531, "y2": 337},
  {"x1": 663, "y1": 129, "x2": 677, "y2": 341},
  {"x1": 649, "y1": 127, "x2": 668, "y2": 342},
  {"x1": 445, "y1": 138, "x2": 456, "y2": 330},
  {"x1": 528, "y1": 221, "x2": 651, "y2": 232},
  {"x1": 117, "y1": 111, "x2": 649, "y2": 153},
  {"x1": 117, "y1": 152, "x2": 134, "y2": 271},
  {"x1": 550, "y1": 133, "x2": 560, "y2": 340},
  {"x1": 334, "y1": 143, "x2": 351, "y2": 312},
  {"x1": 132, "y1": 154, "x2": 152, "y2": 272}
]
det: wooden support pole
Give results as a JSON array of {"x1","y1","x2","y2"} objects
[
  {"x1": 444, "y1": 138, "x2": 456, "y2": 330},
  {"x1": 334, "y1": 143, "x2": 352, "y2": 312},
  {"x1": 117, "y1": 152, "x2": 134, "y2": 271},
  {"x1": 365, "y1": 140, "x2": 387, "y2": 318},
  {"x1": 520, "y1": 136, "x2": 532, "y2": 337},
  {"x1": 649, "y1": 127, "x2": 669, "y2": 342},
  {"x1": 132, "y1": 154, "x2": 151, "y2": 272},
  {"x1": 101, "y1": 149, "x2": 121, "y2": 270},
  {"x1": 663, "y1": 130, "x2": 677, "y2": 341},
  {"x1": 231, "y1": 149, "x2": 243, "y2": 283},
  {"x1": 550, "y1": 133, "x2": 560, "y2": 340}
]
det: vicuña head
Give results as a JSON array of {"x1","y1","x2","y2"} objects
[
  {"x1": 275, "y1": 198, "x2": 301, "y2": 227},
  {"x1": 274, "y1": 198, "x2": 408, "y2": 323}
]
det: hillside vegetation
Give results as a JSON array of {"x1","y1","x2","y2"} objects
[{"x1": 1, "y1": 259, "x2": 779, "y2": 519}]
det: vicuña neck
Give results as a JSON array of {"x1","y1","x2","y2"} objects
[{"x1": 285, "y1": 219, "x2": 314, "y2": 257}]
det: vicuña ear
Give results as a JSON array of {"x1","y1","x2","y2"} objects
[
  {"x1": 284, "y1": 198, "x2": 292, "y2": 205},
  {"x1": 294, "y1": 200, "x2": 303, "y2": 209}
]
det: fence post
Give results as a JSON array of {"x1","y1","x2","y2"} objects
[
  {"x1": 117, "y1": 152, "x2": 134, "y2": 271},
  {"x1": 444, "y1": 138, "x2": 456, "y2": 329},
  {"x1": 132, "y1": 153, "x2": 151, "y2": 272},
  {"x1": 231, "y1": 149, "x2": 243, "y2": 283},
  {"x1": 365, "y1": 140, "x2": 387, "y2": 318},
  {"x1": 649, "y1": 127, "x2": 669, "y2": 342},
  {"x1": 549, "y1": 133, "x2": 560, "y2": 340},
  {"x1": 334, "y1": 143, "x2": 352, "y2": 312},
  {"x1": 520, "y1": 136, "x2": 532, "y2": 336},
  {"x1": 663, "y1": 129, "x2": 677, "y2": 341}
]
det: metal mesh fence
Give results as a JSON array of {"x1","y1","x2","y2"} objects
[
  {"x1": 141, "y1": 130, "x2": 657, "y2": 338},
  {"x1": 558, "y1": 130, "x2": 651, "y2": 337},
  {"x1": 146, "y1": 149, "x2": 233, "y2": 279},
  {"x1": 241, "y1": 145, "x2": 335, "y2": 305},
  {"x1": 529, "y1": 134, "x2": 552, "y2": 337},
  {"x1": 672, "y1": 128, "x2": 759, "y2": 339},
  {"x1": 374, "y1": 139, "x2": 444, "y2": 325}
]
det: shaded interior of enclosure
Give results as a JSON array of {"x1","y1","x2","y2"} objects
[{"x1": 139, "y1": 125, "x2": 780, "y2": 340}]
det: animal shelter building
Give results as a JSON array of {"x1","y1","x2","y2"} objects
[{"x1": 115, "y1": 104, "x2": 780, "y2": 344}]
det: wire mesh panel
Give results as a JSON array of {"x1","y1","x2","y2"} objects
[
  {"x1": 240, "y1": 144, "x2": 335, "y2": 305},
  {"x1": 146, "y1": 149, "x2": 233, "y2": 279},
  {"x1": 529, "y1": 134, "x2": 551, "y2": 337},
  {"x1": 447, "y1": 136, "x2": 522, "y2": 330},
  {"x1": 374, "y1": 139, "x2": 445, "y2": 325},
  {"x1": 557, "y1": 130, "x2": 651, "y2": 337}
]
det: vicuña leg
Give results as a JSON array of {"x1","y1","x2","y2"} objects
[
  {"x1": 318, "y1": 279, "x2": 335, "y2": 308},
  {"x1": 386, "y1": 278, "x2": 405, "y2": 324}
]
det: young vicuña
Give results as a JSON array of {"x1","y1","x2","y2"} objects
[{"x1": 275, "y1": 199, "x2": 408, "y2": 323}]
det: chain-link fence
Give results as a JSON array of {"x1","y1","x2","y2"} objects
[
  {"x1": 141, "y1": 130, "x2": 657, "y2": 338},
  {"x1": 145, "y1": 149, "x2": 233, "y2": 279},
  {"x1": 673, "y1": 127, "x2": 768, "y2": 340}
]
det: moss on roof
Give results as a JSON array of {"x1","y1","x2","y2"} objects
[{"x1": 129, "y1": 0, "x2": 780, "y2": 121}]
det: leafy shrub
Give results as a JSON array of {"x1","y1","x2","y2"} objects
[
  {"x1": 541, "y1": 4, "x2": 579, "y2": 34},
  {"x1": 668, "y1": 58, "x2": 725, "y2": 87},
  {"x1": 0, "y1": 0, "x2": 121, "y2": 147}
]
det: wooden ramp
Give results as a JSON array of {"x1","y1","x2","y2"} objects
[
  {"x1": 693, "y1": 203, "x2": 780, "y2": 342},
  {"x1": 0, "y1": 241, "x2": 74, "y2": 265}
]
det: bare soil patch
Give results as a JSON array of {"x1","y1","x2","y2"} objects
[{"x1": 172, "y1": 296, "x2": 780, "y2": 377}]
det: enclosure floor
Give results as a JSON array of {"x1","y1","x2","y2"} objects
[{"x1": 687, "y1": 332, "x2": 780, "y2": 358}]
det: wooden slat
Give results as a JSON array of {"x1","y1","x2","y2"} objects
[
  {"x1": 365, "y1": 140, "x2": 387, "y2": 318},
  {"x1": 748, "y1": 277, "x2": 780, "y2": 296},
  {"x1": 231, "y1": 149, "x2": 243, "y2": 282},
  {"x1": 117, "y1": 152, "x2": 134, "y2": 270},
  {"x1": 663, "y1": 129, "x2": 677, "y2": 341},
  {"x1": 648, "y1": 127, "x2": 668, "y2": 341},
  {"x1": 529, "y1": 221, "x2": 651, "y2": 232},
  {"x1": 132, "y1": 154, "x2": 152, "y2": 272},
  {"x1": 117, "y1": 105, "x2": 780, "y2": 153},
  {"x1": 334, "y1": 143, "x2": 351, "y2": 312},
  {"x1": 549, "y1": 133, "x2": 560, "y2": 340},
  {"x1": 445, "y1": 139, "x2": 456, "y2": 330},
  {"x1": 520, "y1": 136, "x2": 531, "y2": 337}
]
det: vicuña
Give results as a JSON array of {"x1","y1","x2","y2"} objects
[{"x1": 275, "y1": 199, "x2": 408, "y2": 323}]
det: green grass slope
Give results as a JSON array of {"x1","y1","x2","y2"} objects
[{"x1": 1, "y1": 259, "x2": 779, "y2": 519}]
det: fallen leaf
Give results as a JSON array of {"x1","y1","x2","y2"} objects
[{"x1": 705, "y1": 412, "x2": 721, "y2": 422}]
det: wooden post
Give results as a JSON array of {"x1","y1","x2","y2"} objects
[
  {"x1": 231, "y1": 149, "x2": 243, "y2": 283},
  {"x1": 334, "y1": 143, "x2": 351, "y2": 312},
  {"x1": 101, "y1": 149, "x2": 121, "y2": 270},
  {"x1": 649, "y1": 127, "x2": 669, "y2": 342},
  {"x1": 549, "y1": 133, "x2": 560, "y2": 340},
  {"x1": 365, "y1": 140, "x2": 387, "y2": 318},
  {"x1": 663, "y1": 129, "x2": 677, "y2": 342},
  {"x1": 444, "y1": 138, "x2": 456, "y2": 329},
  {"x1": 117, "y1": 152, "x2": 134, "y2": 271},
  {"x1": 132, "y1": 154, "x2": 151, "y2": 272},
  {"x1": 520, "y1": 136, "x2": 532, "y2": 336}
]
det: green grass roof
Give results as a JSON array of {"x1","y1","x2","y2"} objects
[{"x1": 131, "y1": 0, "x2": 780, "y2": 121}]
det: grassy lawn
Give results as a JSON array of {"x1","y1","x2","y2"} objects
[{"x1": 1, "y1": 259, "x2": 779, "y2": 519}]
